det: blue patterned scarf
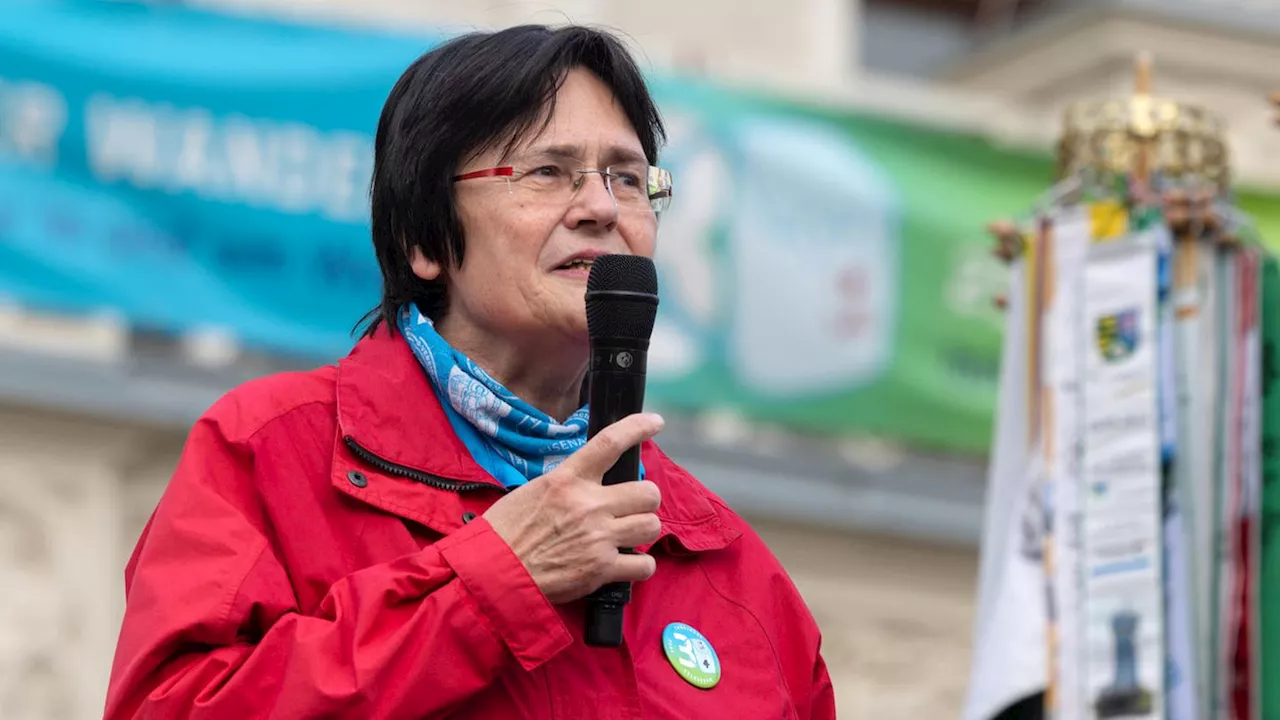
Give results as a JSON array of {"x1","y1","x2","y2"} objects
[{"x1": 398, "y1": 304, "x2": 591, "y2": 488}]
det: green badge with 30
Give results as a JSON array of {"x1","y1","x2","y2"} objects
[{"x1": 662, "y1": 622, "x2": 721, "y2": 689}]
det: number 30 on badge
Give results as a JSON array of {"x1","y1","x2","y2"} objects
[{"x1": 662, "y1": 622, "x2": 721, "y2": 689}]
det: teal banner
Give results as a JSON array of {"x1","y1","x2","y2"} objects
[{"x1": 0, "y1": 1, "x2": 440, "y2": 357}]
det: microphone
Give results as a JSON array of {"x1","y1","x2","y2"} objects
[{"x1": 582, "y1": 254, "x2": 659, "y2": 648}]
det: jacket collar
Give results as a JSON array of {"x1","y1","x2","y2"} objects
[
  {"x1": 334, "y1": 329, "x2": 740, "y2": 554},
  {"x1": 336, "y1": 328, "x2": 495, "y2": 486}
]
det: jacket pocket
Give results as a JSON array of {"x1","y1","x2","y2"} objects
[
  {"x1": 628, "y1": 558, "x2": 799, "y2": 720},
  {"x1": 633, "y1": 614, "x2": 798, "y2": 720}
]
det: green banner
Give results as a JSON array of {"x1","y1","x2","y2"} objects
[
  {"x1": 647, "y1": 78, "x2": 1053, "y2": 454},
  {"x1": 645, "y1": 76, "x2": 1280, "y2": 455}
]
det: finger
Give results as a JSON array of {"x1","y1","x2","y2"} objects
[
  {"x1": 559, "y1": 413, "x2": 664, "y2": 480},
  {"x1": 604, "y1": 552, "x2": 657, "y2": 584},
  {"x1": 609, "y1": 512, "x2": 663, "y2": 548},
  {"x1": 601, "y1": 480, "x2": 662, "y2": 518}
]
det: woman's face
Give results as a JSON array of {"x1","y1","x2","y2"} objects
[{"x1": 415, "y1": 67, "x2": 658, "y2": 347}]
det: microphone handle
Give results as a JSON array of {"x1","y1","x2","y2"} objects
[{"x1": 584, "y1": 339, "x2": 648, "y2": 648}]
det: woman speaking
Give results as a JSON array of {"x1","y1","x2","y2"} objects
[{"x1": 105, "y1": 25, "x2": 835, "y2": 719}]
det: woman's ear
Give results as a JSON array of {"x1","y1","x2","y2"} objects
[{"x1": 409, "y1": 246, "x2": 443, "y2": 281}]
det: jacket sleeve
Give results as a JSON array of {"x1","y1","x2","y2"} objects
[
  {"x1": 104, "y1": 413, "x2": 572, "y2": 720},
  {"x1": 808, "y1": 641, "x2": 837, "y2": 720},
  {"x1": 720, "y1": 510, "x2": 838, "y2": 720}
]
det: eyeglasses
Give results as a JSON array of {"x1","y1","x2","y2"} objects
[{"x1": 453, "y1": 160, "x2": 673, "y2": 216}]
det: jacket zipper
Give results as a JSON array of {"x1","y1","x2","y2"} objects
[{"x1": 343, "y1": 436, "x2": 510, "y2": 494}]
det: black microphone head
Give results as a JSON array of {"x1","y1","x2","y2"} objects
[
  {"x1": 587, "y1": 254, "x2": 658, "y2": 296},
  {"x1": 585, "y1": 255, "x2": 659, "y2": 341}
]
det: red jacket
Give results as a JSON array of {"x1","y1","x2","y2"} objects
[{"x1": 105, "y1": 330, "x2": 836, "y2": 719}]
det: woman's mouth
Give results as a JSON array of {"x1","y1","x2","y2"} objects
[{"x1": 555, "y1": 258, "x2": 594, "y2": 272}]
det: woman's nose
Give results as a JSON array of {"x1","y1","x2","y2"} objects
[{"x1": 565, "y1": 171, "x2": 619, "y2": 228}]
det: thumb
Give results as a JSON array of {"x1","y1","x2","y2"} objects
[{"x1": 559, "y1": 413, "x2": 664, "y2": 481}]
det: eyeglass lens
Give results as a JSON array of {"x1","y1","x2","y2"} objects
[{"x1": 509, "y1": 159, "x2": 671, "y2": 214}]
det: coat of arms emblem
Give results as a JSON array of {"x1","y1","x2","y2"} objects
[{"x1": 1096, "y1": 309, "x2": 1139, "y2": 362}]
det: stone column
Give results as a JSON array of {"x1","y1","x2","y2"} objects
[{"x1": 0, "y1": 405, "x2": 159, "y2": 720}]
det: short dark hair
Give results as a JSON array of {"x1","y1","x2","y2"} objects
[{"x1": 360, "y1": 25, "x2": 666, "y2": 337}]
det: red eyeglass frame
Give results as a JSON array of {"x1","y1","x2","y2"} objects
[{"x1": 452, "y1": 167, "x2": 517, "y2": 181}]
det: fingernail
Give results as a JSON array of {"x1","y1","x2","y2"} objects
[{"x1": 649, "y1": 413, "x2": 665, "y2": 428}]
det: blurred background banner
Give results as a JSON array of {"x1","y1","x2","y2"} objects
[
  {"x1": 648, "y1": 81, "x2": 1045, "y2": 454},
  {"x1": 8, "y1": 0, "x2": 1280, "y2": 457},
  {"x1": 0, "y1": 0, "x2": 433, "y2": 358}
]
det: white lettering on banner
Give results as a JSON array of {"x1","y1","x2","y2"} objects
[
  {"x1": 84, "y1": 93, "x2": 372, "y2": 223},
  {"x1": 0, "y1": 77, "x2": 67, "y2": 168}
]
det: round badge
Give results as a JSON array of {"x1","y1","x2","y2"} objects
[{"x1": 662, "y1": 622, "x2": 721, "y2": 689}]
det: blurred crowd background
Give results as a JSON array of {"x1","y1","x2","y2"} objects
[{"x1": 3, "y1": 1, "x2": 1280, "y2": 718}]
